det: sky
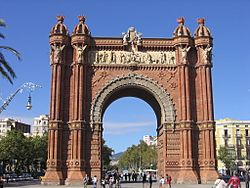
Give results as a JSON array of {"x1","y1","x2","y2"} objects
[{"x1": 1, "y1": 0, "x2": 250, "y2": 153}]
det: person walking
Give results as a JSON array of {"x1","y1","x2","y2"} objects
[
  {"x1": 92, "y1": 175, "x2": 98, "y2": 188},
  {"x1": 142, "y1": 173, "x2": 147, "y2": 188},
  {"x1": 0, "y1": 176, "x2": 3, "y2": 188},
  {"x1": 246, "y1": 170, "x2": 250, "y2": 188},
  {"x1": 101, "y1": 177, "x2": 106, "y2": 188},
  {"x1": 83, "y1": 174, "x2": 89, "y2": 188},
  {"x1": 148, "y1": 172, "x2": 153, "y2": 188},
  {"x1": 159, "y1": 176, "x2": 165, "y2": 188},
  {"x1": 165, "y1": 174, "x2": 172, "y2": 188},
  {"x1": 214, "y1": 174, "x2": 227, "y2": 188},
  {"x1": 228, "y1": 171, "x2": 241, "y2": 188}
]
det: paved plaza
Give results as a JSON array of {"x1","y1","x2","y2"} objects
[{"x1": 2, "y1": 181, "x2": 247, "y2": 188}]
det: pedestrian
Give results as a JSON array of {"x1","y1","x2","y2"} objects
[
  {"x1": 148, "y1": 172, "x2": 153, "y2": 188},
  {"x1": 83, "y1": 174, "x2": 89, "y2": 188},
  {"x1": 166, "y1": 174, "x2": 172, "y2": 188},
  {"x1": 246, "y1": 170, "x2": 250, "y2": 188},
  {"x1": 101, "y1": 177, "x2": 106, "y2": 188},
  {"x1": 142, "y1": 173, "x2": 147, "y2": 188},
  {"x1": 214, "y1": 174, "x2": 227, "y2": 188},
  {"x1": 159, "y1": 176, "x2": 165, "y2": 187},
  {"x1": 92, "y1": 175, "x2": 98, "y2": 188},
  {"x1": 0, "y1": 176, "x2": 3, "y2": 188},
  {"x1": 228, "y1": 171, "x2": 241, "y2": 188},
  {"x1": 108, "y1": 176, "x2": 114, "y2": 188}
]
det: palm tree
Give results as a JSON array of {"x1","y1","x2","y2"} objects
[{"x1": 0, "y1": 18, "x2": 21, "y2": 84}]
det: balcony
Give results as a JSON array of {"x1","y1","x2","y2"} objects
[
  {"x1": 236, "y1": 134, "x2": 242, "y2": 138},
  {"x1": 225, "y1": 144, "x2": 235, "y2": 149}
]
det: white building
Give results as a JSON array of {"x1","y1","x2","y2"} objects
[
  {"x1": 0, "y1": 118, "x2": 31, "y2": 138},
  {"x1": 143, "y1": 135, "x2": 157, "y2": 146},
  {"x1": 32, "y1": 114, "x2": 49, "y2": 136}
]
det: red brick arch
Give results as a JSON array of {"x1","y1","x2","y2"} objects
[{"x1": 43, "y1": 16, "x2": 218, "y2": 185}]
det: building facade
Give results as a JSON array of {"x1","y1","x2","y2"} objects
[
  {"x1": 32, "y1": 114, "x2": 49, "y2": 136},
  {"x1": 44, "y1": 16, "x2": 218, "y2": 185},
  {"x1": 143, "y1": 135, "x2": 157, "y2": 146},
  {"x1": 215, "y1": 118, "x2": 250, "y2": 174},
  {"x1": 0, "y1": 118, "x2": 30, "y2": 138}
]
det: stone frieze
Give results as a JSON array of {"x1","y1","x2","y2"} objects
[{"x1": 88, "y1": 50, "x2": 176, "y2": 65}]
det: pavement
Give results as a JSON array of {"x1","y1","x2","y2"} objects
[{"x1": 2, "y1": 180, "x2": 247, "y2": 188}]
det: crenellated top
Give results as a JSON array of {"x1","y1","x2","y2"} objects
[
  {"x1": 71, "y1": 16, "x2": 91, "y2": 45},
  {"x1": 72, "y1": 16, "x2": 91, "y2": 36},
  {"x1": 194, "y1": 18, "x2": 211, "y2": 38},
  {"x1": 173, "y1": 17, "x2": 191, "y2": 37},
  {"x1": 50, "y1": 16, "x2": 69, "y2": 36}
]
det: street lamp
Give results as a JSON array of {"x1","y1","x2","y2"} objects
[
  {"x1": 0, "y1": 82, "x2": 41, "y2": 114},
  {"x1": 26, "y1": 94, "x2": 32, "y2": 110}
]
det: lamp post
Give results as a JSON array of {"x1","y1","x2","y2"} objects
[{"x1": 0, "y1": 82, "x2": 41, "y2": 114}]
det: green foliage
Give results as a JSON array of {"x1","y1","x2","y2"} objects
[
  {"x1": 102, "y1": 139, "x2": 114, "y2": 170},
  {"x1": 118, "y1": 140, "x2": 157, "y2": 171},
  {"x1": 217, "y1": 146, "x2": 236, "y2": 170},
  {"x1": 0, "y1": 130, "x2": 48, "y2": 174},
  {"x1": 0, "y1": 18, "x2": 21, "y2": 84}
]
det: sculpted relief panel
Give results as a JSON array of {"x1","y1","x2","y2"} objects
[{"x1": 88, "y1": 50, "x2": 176, "y2": 65}]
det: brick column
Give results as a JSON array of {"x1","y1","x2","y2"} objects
[
  {"x1": 66, "y1": 35, "x2": 89, "y2": 184},
  {"x1": 195, "y1": 44, "x2": 218, "y2": 183},
  {"x1": 175, "y1": 43, "x2": 199, "y2": 183},
  {"x1": 44, "y1": 29, "x2": 69, "y2": 184}
]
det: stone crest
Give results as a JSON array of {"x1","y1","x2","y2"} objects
[{"x1": 122, "y1": 27, "x2": 142, "y2": 52}]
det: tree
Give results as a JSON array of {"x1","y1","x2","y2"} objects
[
  {"x1": 0, "y1": 18, "x2": 21, "y2": 84},
  {"x1": 217, "y1": 146, "x2": 236, "y2": 174},
  {"x1": 0, "y1": 130, "x2": 33, "y2": 174},
  {"x1": 102, "y1": 139, "x2": 114, "y2": 171},
  {"x1": 0, "y1": 130, "x2": 48, "y2": 175},
  {"x1": 118, "y1": 140, "x2": 157, "y2": 171},
  {"x1": 30, "y1": 133, "x2": 48, "y2": 174}
]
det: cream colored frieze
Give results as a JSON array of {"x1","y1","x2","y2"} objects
[{"x1": 88, "y1": 50, "x2": 176, "y2": 65}]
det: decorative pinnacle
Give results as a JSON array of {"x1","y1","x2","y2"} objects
[
  {"x1": 197, "y1": 18, "x2": 205, "y2": 25},
  {"x1": 56, "y1": 16, "x2": 65, "y2": 23},
  {"x1": 78, "y1": 15, "x2": 86, "y2": 23},
  {"x1": 177, "y1": 17, "x2": 185, "y2": 25}
]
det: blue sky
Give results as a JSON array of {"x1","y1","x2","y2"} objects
[{"x1": 1, "y1": 0, "x2": 250, "y2": 153}]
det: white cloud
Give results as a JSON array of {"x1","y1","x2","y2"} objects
[{"x1": 103, "y1": 121, "x2": 156, "y2": 135}]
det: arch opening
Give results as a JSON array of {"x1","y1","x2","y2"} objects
[{"x1": 102, "y1": 86, "x2": 161, "y2": 127}]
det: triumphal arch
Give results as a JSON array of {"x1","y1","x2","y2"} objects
[{"x1": 43, "y1": 16, "x2": 218, "y2": 185}]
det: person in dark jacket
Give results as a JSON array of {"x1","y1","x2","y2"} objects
[{"x1": 246, "y1": 170, "x2": 250, "y2": 188}]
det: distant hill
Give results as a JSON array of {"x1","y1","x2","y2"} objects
[{"x1": 111, "y1": 152, "x2": 123, "y2": 161}]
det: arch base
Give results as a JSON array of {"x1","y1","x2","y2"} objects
[{"x1": 42, "y1": 170, "x2": 64, "y2": 185}]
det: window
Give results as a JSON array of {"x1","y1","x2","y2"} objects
[
  {"x1": 236, "y1": 125, "x2": 239, "y2": 127},
  {"x1": 236, "y1": 129, "x2": 240, "y2": 137},
  {"x1": 224, "y1": 129, "x2": 228, "y2": 137},
  {"x1": 245, "y1": 125, "x2": 248, "y2": 128},
  {"x1": 246, "y1": 129, "x2": 249, "y2": 137},
  {"x1": 237, "y1": 139, "x2": 241, "y2": 146}
]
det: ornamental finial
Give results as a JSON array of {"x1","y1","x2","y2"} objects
[{"x1": 56, "y1": 16, "x2": 65, "y2": 23}]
